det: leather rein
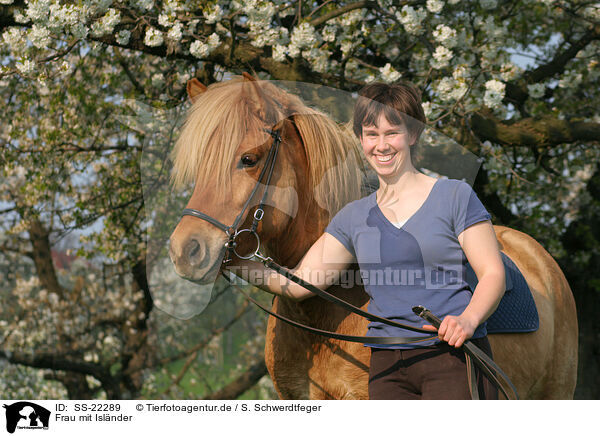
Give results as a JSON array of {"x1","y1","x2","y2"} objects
[{"x1": 180, "y1": 128, "x2": 519, "y2": 400}]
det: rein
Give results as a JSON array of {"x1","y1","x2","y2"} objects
[{"x1": 181, "y1": 127, "x2": 519, "y2": 400}]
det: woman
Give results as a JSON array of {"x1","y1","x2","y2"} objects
[{"x1": 226, "y1": 82, "x2": 505, "y2": 400}]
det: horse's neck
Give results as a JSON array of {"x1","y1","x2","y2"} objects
[{"x1": 269, "y1": 201, "x2": 329, "y2": 268}]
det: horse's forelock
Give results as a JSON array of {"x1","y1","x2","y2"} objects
[{"x1": 171, "y1": 80, "x2": 267, "y2": 193}]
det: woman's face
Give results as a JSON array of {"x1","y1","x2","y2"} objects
[{"x1": 360, "y1": 113, "x2": 414, "y2": 178}]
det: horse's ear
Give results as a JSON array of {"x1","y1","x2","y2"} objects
[
  {"x1": 242, "y1": 72, "x2": 257, "y2": 82},
  {"x1": 187, "y1": 78, "x2": 207, "y2": 103},
  {"x1": 241, "y1": 72, "x2": 267, "y2": 119}
]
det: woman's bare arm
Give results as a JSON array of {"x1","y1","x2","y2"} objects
[{"x1": 422, "y1": 220, "x2": 505, "y2": 347}]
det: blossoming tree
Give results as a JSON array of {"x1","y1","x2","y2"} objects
[{"x1": 1, "y1": 0, "x2": 599, "y2": 398}]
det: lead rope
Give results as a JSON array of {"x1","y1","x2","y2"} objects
[{"x1": 222, "y1": 271, "x2": 435, "y2": 345}]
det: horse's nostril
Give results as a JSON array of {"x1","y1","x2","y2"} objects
[{"x1": 188, "y1": 239, "x2": 201, "y2": 258}]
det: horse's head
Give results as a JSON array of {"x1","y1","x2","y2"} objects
[{"x1": 169, "y1": 74, "x2": 363, "y2": 283}]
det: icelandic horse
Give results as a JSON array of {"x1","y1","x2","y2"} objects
[{"x1": 168, "y1": 74, "x2": 578, "y2": 399}]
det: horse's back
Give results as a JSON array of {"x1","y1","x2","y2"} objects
[{"x1": 490, "y1": 226, "x2": 578, "y2": 399}]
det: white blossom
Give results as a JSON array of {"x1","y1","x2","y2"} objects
[
  {"x1": 342, "y1": 40, "x2": 354, "y2": 57},
  {"x1": 47, "y1": 292, "x2": 59, "y2": 306},
  {"x1": 422, "y1": 101, "x2": 432, "y2": 118},
  {"x1": 48, "y1": 3, "x2": 80, "y2": 30},
  {"x1": 304, "y1": 48, "x2": 330, "y2": 73},
  {"x1": 87, "y1": 0, "x2": 112, "y2": 15},
  {"x1": 152, "y1": 73, "x2": 165, "y2": 87},
  {"x1": 433, "y1": 24, "x2": 457, "y2": 48},
  {"x1": 436, "y1": 78, "x2": 454, "y2": 99},
  {"x1": 190, "y1": 40, "x2": 210, "y2": 58},
  {"x1": 29, "y1": 19, "x2": 51, "y2": 44},
  {"x1": 380, "y1": 63, "x2": 402, "y2": 83},
  {"x1": 396, "y1": 6, "x2": 427, "y2": 35},
  {"x1": 480, "y1": 0, "x2": 497, "y2": 9},
  {"x1": 133, "y1": 0, "x2": 153, "y2": 12},
  {"x1": 167, "y1": 22, "x2": 183, "y2": 41},
  {"x1": 339, "y1": 9, "x2": 364, "y2": 26},
  {"x1": 527, "y1": 83, "x2": 546, "y2": 99},
  {"x1": 59, "y1": 60, "x2": 72, "y2": 76},
  {"x1": 0, "y1": 0, "x2": 14, "y2": 4},
  {"x1": 483, "y1": 79, "x2": 506, "y2": 108},
  {"x1": 180, "y1": 21, "x2": 195, "y2": 37},
  {"x1": 289, "y1": 23, "x2": 318, "y2": 58},
  {"x1": 499, "y1": 62, "x2": 519, "y2": 81},
  {"x1": 3, "y1": 28, "x2": 27, "y2": 52},
  {"x1": 26, "y1": 0, "x2": 51, "y2": 22},
  {"x1": 14, "y1": 10, "x2": 29, "y2": 23},
  {"x1": 16, "y1": 60, "x2": 35, "y2": 75},
  {"x1": 582, "y1": 4, "x2": 600, "y2": 20},
  {"x1": 204, "y1": 4, "x2": 223, "y2": 24},
  {"x1": 453, "y1": 64, "x2": 471, "y2": 80},
  {"x1": 90, "y1": 8, "x2": 121, "y2": 37},
  {"x1": 158, "y1": 14, "x2": 171, "y2": 27},
  {"x1": 162, "y1": 0, "x2": 182, "y2": 14},
  {"x1": 426, "y1": 0, "x2": 444, "y2": 13},
  {"x1": 207, "y1": 33, "x2": 220, "y2": 48},
  {"x1": 244, "y1": 1, "x2": 276, "y2": 35},
  {"x1": 371, "y1": 24, "x2": 388, "y2": 45},
  {"x1": 430, "y1": 46, "x2": 453, "y2": 69},
  {"x1": 252, "y1": 28, "x2": 280, "y2": 48},
  {"x1": 272, "y1": 44, "x2": 287, "y2": 62},
  {"x1": 70, "y1": 23, "x2": 88, "y2": 39},
  {"x1": 116, "y1": 30, "x2": 131, "y2": 45},
  {"x1": 144, "y1": 27, "x2": 164, "y2": 47},
  {"x1": 436, "y1": 77, "x2": 468, "y2": 102},
  {"x1": 558, "y1": 70, "x2": 583, "y2": 89},
  {"x1": 322, "y1": 25, "x2": 337, "y2": 43},
  {"x1": 476, "y1": 15, "x2": 505, "y2": 40}
]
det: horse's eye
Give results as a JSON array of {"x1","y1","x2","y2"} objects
[{"x1": 240, "y1": 155, "x2": 258, "y2": 167}]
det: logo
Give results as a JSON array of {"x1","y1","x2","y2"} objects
[{"x1": 2, "y1": 402, "x2": 50, "y2": 434}]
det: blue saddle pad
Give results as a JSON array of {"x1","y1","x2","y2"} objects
[{"x1": 465, "y1": 252, "x2": 539, "y2": 333}]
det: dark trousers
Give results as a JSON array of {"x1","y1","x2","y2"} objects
[{"x1": 368, "y1": 336, "x2": 498, "y2": 400}]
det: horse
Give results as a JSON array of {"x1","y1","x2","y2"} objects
[{"x1": 168, "y1": 74, "x2": 578, "y2": 399}]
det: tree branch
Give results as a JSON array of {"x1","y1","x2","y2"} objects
[
  {"x1": 506, "y1": 24, "x2": 600, "y2": 105},
  {"x1": 27, "y1": 218, "x2": 64, "y2": 297},
  {"x1": 470, "y1": 111, "x2": 600, "y2": 149},
  {"x1": 307, "y1": 0, "x2": 375, "y2": 28},
  {"x1": 0, "y1": 349, "x2": 106, "y2": 381}
]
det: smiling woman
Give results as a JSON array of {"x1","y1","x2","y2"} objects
[{"x1": 352, "y1": 82, "x2": 425, "y2": 168}]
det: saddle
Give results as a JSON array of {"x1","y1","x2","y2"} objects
[{"x1": 466, "y1": 252, "x2": 539, "y2": 333}]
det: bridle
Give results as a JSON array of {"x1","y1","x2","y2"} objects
[
  {"x1": 178, "y1": 125, "x2": 519, "y2": 400},
  {"x1": 182, "y1": 128, "x2": 282, "y2": 264}
]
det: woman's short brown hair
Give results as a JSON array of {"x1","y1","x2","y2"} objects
[{"x1": 353, "y1": 81, "x2": 426, "y2": 141}]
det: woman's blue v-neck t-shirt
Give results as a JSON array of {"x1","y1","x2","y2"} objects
[{"x1": 324, "y1": 178, "x2": 492, "y2": 348}]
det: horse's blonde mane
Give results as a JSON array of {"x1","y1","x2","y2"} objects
[{"x1": 171, "y1": 76, "x2": 364, "y2": 217}]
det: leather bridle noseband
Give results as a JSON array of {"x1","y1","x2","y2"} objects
[{"x1": 178, "y1": 126, "x2": 519, "y2": 400}]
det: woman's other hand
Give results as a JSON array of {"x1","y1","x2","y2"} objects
[{"x1": 422, "y1": 313, "x2": 478, "y2": 348}]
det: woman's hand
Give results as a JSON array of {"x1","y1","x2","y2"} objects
[{"x1": 422, "y1": 314, "x2": 479, "y2": 348}]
